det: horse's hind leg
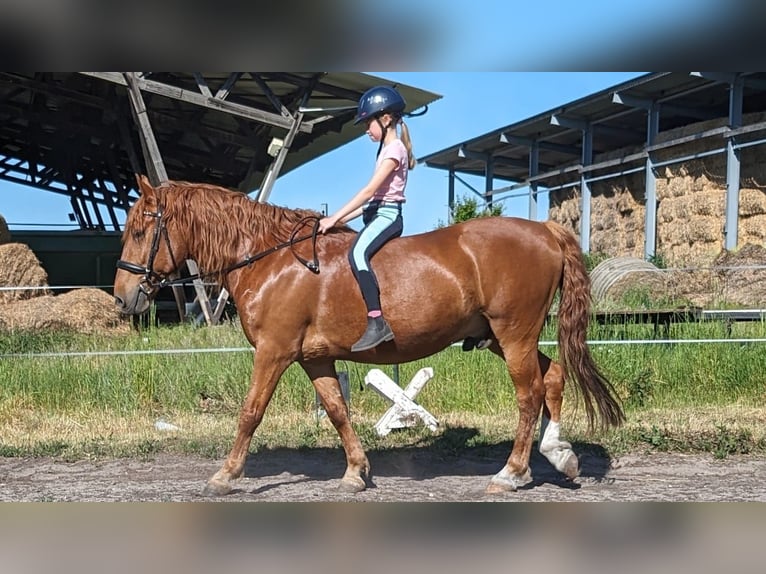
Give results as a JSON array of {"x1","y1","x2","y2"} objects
[
  {"x1": 485, "y1": 336, "x2": 545, "y2": 493},
  {"x1": 486, "y1": 344, "x2": 578, "y2": 489},
  {"x1": 538, "y1": 353, "x2": 579, "y2": 479},
  {"x1": 301, "y1": 360, "x2": 370, "y2": 493}
]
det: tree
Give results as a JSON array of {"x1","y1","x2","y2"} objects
[{"x1": 436, "y1": 195, "x2": 504, "y2": 228}]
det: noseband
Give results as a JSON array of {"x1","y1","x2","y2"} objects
[
  {"x1": 115, "y1": 206, "x2": 180, "y2": 294},
  {"x1": 116, "y1": 206, "x2": 321, "y2": 292}
]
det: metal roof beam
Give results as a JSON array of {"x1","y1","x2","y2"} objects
[
  {"x1": 265, "y1": 73, "x2": 361, "y2": 101},
  {"x1": 458, "y1": 146, "x2": 528, "y2": 169},
  {"x1": 492, "y1": 157, "x2": 529, "y2": 169},
  {"x1": 80, "y1": 72, "x2": 313, "y2": 134},
  {"x1": 214, "y1": 73, "x2": 242, "y2": 100},
  {"x1": 613, "y1": 91, "x2": 717, "y2": 121},
  {"x1": 249, "y1": 72, "x2": 293, "y2": 117},
  {"x1": 691, "y1": 72, "x2": 766, "y2": 92},
  {"x1": 691, "y1": 72, "x2": 739, "y2": 85},
  {"x1": 611, "y1": 92, "x2": 653, "y2": 110},
  {"x1": 192, "y1": 73, "x2": 213, "y2": 98},
  {"x1": 550, "y1": 114, "x2": 587, "y2": 130},
  {"x1": 552, "y1": 113, "x2": 637, "y2": 140},
  {"x1": 0, "y1": 72, "x2": 107, "y2": 110},
  {"x1": 457, "y1": 145, "x2": 486, "y2": 161},
  {"x1": 499, "y1": 133, "x2": 580, "y2": 156}
]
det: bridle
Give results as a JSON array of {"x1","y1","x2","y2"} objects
[
  {"x1": 116, "y1": 205, "x2": 321, "y2": 294},
  {"x1": 115, "y1": 206, "x2": 179, "y2": 296}
]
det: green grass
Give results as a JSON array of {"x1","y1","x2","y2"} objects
[{"x1": 1, "y1": 317, "x2": 765, "y2": 460}]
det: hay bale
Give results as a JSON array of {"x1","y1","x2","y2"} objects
[
  {"x1": 0, "y1": 243, "x2": 50, "y2": 304},
  {"x1": 590, "y1": 256, "x2": 669, "y2": 304},
  {"x1": 0, "y1": 288, "x2": 130, "y2": 334},
  {"x1": 738, "y1": 188, "x2": 766, "y2": 217},
  {"x1": 739, "y1": 217, "x2": 766, "y2": 243},
  {"x1": 0, "y1": 214, "x2": 10, "y2": 245},
  {"x1": 713, "y1": 243, "x2": 766, "y2": 307},
  {"x1": 665, "y1": 268, "x2": 720, "y2": 307}
]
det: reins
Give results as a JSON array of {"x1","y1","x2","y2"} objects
[
  {"x1": 117, "y1": 214, "x2": 322, "y2": 290},
  {"x1": 166, "y1": 215, "x2": 322, "y2": 288}
]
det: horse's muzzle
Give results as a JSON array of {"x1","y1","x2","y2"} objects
[{"x1": 114, "y1": 284, "x2": 152, "y2": 315}]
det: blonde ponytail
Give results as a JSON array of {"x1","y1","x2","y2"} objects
[{"x1": 399, "y1": 119, "x2": 416, "y2": 170}]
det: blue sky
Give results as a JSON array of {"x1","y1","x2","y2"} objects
[
  {"x1": 0, "y1": 0, "x2": 744, "y2": 233},
  {"x1": 364, "y1": 0, "x2": 728, "y2": 70},
  {"x1": 0, "y1": 72, "x2": 647, "y2": 236},
  {"x1": 275, "y1": 72, "x2": 646, "y2": 235}
]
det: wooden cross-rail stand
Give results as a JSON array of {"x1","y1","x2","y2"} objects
[{"x1": 364, "y1": 367, "x2": 439, "y2": 437}]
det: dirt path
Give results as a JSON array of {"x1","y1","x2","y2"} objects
[{"x1": 2, "y1": 446, "x2": 765, "y2": 501}]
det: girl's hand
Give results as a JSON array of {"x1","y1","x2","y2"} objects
[{"x1": 318, "y1": 216, "x2": 338, "y2": 234}]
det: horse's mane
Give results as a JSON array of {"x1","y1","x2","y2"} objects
[{"x1": 154, "y1": 180, "x2": 354, "y2": 276}]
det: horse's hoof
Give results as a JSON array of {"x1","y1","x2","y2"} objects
[
  {"x1": 485, "y1": 481, "x2": 517, "y2": 494},
  {"x1": 561, "y1": 452, "x2": 580, "y2": 479},
  {"x1": 486, "y1": 468, "x2": 532, "y2": 494},
  {"x1": 202, "y1": 478, "x2": 232, "y2": 497},
  {"x1": 338, "y1": 476, "x2": 366, "y2": 493}
]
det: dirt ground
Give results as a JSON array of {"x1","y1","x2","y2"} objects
[{"x1": 2, "y1": 444, "x2": 765, "y2": 501}]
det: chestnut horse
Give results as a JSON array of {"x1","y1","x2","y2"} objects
[{"x1": 114, "y1": 176, "x2": 624, "y2": 496}]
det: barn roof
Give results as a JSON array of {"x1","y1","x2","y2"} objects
[
  {"x1": 0, "y1": 72, "x2": 441, "y2": 230},
  {"x1": 419, "y1": 72, "x2": 766, "y2": 194}
]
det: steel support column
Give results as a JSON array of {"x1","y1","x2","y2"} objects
[
  {"x1": 612, "y1": 91, "x2": 662, "y2": 260},
  {"x1": 485, "y1": 156, "x2": 494, "y2": 208},
  {"x1": 448, "y1": 169, "x2": 455, "y2": 223},
  {"x1": 725, "y1": 75, "x2": 744, "y2": 250},
  {"x1": 579, "y1": 129, "x2": 593, "y2": 252},
  {"x1": 644, "y1": 104, "x2": 659, "y2": 260},
  {"x1": 551, "y1": 114, "x2": 592, "y2": 251},
  {"x1": 528, "y1": 141, "x2": 539, "y2": 220}
]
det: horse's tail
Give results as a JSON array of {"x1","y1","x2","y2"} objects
[{"x1": 543, "y1": 221, "x2": 625, "y2": 431}]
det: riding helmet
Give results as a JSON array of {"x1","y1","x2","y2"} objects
[{"x1": 354, "y1": 85, "x2": 406, "y2": 125}]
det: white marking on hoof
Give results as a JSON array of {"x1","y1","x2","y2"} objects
[
  {"x1": 539, "y1": 418, "x2": 579, "y2": 477},
  {"x1": 202, "y1": 477, "x2": 233, "y2": 497},
  {"x1": 486, "y1": 466, "x2": 532, "y2": 493}
]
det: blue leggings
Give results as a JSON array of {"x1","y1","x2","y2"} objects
[{"x1": 349, "y1": 203, "x2": 403, "y2": 313}]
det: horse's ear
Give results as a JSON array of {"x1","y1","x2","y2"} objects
[
  {"x1": 135, "y1": 174, "x2": 155, "y2": 197},
  {"x1": 135, "y1": 174, "x2": 159, "y2": 209}
]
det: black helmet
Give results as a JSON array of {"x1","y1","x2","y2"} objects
[{"x1": 354, "y1": 85, "x2": 406, "y2": 125}]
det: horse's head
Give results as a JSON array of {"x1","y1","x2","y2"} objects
[{"x1": 114, "y1": 175, "x2": 188, "y2": 315}]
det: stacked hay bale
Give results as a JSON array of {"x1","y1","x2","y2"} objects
[
  {"x1": 656, "y1": 156, "x2": 728, "y2": 265},
  {"x1": 590, "y1": 174, "x2": 646, "y2": 257},
  {"x1": 549, "y1": 111, "x2": 766, "y2": 308},
  {"x1": 550, "y1": 111, "x2": 766, "y2": 269},
  {"x1": 0, "y1": 214, "x2": 129, "y2": 334},
  {"x1": 712, "y1": 243, "x2": 766, "y2": 307}
]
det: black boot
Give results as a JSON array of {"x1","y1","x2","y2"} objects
[{"x1": 351, "y1": 316, "x2": 394, "y2": 352}]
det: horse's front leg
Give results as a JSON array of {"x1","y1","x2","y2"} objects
[
  {"x1": 203, "y1": 345, "x2": 292, "y2": 496},
  {"x1": 301, "y1": 360, "x2": 370, "y2": 492}
]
